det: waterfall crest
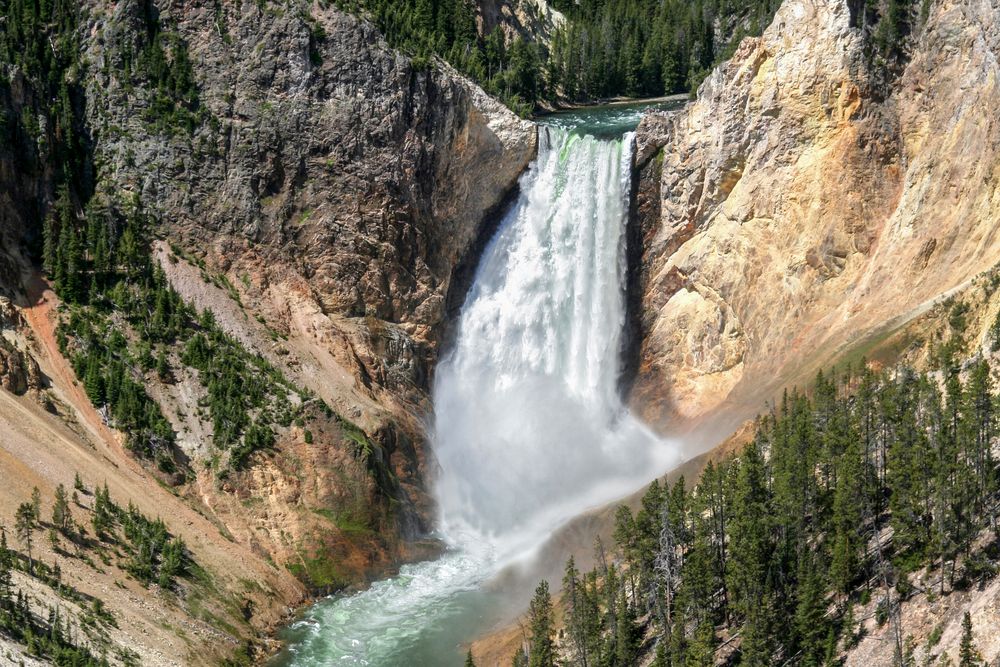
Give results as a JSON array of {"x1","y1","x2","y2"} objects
[{"x1": 433, "y1": 127, "x2": 678, "y2": 561}]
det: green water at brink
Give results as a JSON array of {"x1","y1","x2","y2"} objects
[
  {"x1": 270, "y1": 98, "x2": 683, "y2": 667},
  {"x1": 539, "y1": 97, "x2": 685, "y2": 138}
]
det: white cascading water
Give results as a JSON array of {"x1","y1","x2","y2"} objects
[
  {"x1": 275, "y1": 123, "x2": 679, "y2": 667},
  {"x1": 433, "y1": 127, "x2": 677, "y2": 560}
]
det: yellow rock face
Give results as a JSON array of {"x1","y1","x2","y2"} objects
[{"x1": 632, "y1": 0, "x2": 1000, "y2": 434}]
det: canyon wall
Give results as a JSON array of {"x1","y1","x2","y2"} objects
[
  {"x1": 84, "y1": 0, "x2": 535, "y2": 410},
  {"x1": 631, "y1": 0, "x2": 1000, "y2": 438},
  {"x1": 80, "y1": 0, "x2": 535, "y2": 530},
  {"x1": 0, "y1": 0, "x2": 534, "y2": 663}
]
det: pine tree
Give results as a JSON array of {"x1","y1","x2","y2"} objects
[
  {"x1": 92, "y1": 483, "x2": 114, "y2": 539},
  {"x1": 830, "y1": 432, "x2": 863, "y2": 595},
  {"x1": 794, "y1": 550, "x2": 829, "y2": 665},
  {"x1": 840, "y1": 602, "x2": 857, "y2": 648},
  {"x1": 686, "y1": 616, "x2": 716, "y2": 667},
  {"x1": 0, "y1": 528, "x2": 12, "y2": 604},
  {"x1": 679, "y1": 522, "x2": 714, "y2": 629},
  {"x1": 876, "y1": 0, "x2": 912, "y2": 59},
  {"x1": 15, "y1": 502, "x2": 35, "y2": 573},
  {"x1": 635, "y1": 478, "x2": 664, "y2": 601},
  {"x1": 414, "y1": 0, "x2": 435, "y2": 36},
  {"x1": 726, "y1": 439, "x2": 773, "y2": 622},
  {"x1": 451, "y1": 0, "x2": 477, "y2": 47},
  {"x1": 52, "y1": 484, "x2": 71, "y2": 534},
  {"x1": 118, "y1": 217, "x2": 144, "y2": 279},
  {"x1": 615, "y1": 587, "x2": 639, "y2": 666},
  {"x1": 30, "y1": 487, "x2": 41, "y2": 522},
  {"x1": 506, "y1": 39, "x2": 542, "y2": 106},
  {"x1": 651, "y1": 641, "x2": 668, "y2": 667},
  {"x1": 726, "y1": 438, "x2": 777, "y2": 665},
  {"x1": 63, "y1": 222, "x2": 84, "y2": 302},
  {"x1": 669, "y1": 600, "x2": 688, "y2": 665},
  {"x1": 43, "y1": 211, "x2": 59, "y2": 276},
  {"x1": 613, "y1": 505, "x2": 638, "y2": 587},
  {"x1": 667, "y1": 476, "x2": 690, "y2": 555},
  {"x1": 528, "y1": 580, "x2": 555, "y2": 667},
  {"x1": 887, "y1": 370, "x2": 932, "y2": 556},
  {"x1": 928, "y1": 367, "x2": 961, "y2": 593},
  {"x1": 465, "y1": 649, "x2": 476, "y2": 667},
  {"x1": 958, "y1": 611, "x2": 980, "y2": 667},
  {"x1": 962, "y1": 359, "x2": 995, "y2": 529},
  {"x1": 562, "y1": 556, "x2": 590, "y2": 666},
  {"x1": 83, "y1": 354, "x2": 106, "y2": 405},
  {"x1": 739, "y1": 604, "x2": 776, "y2": 667},
  {"x1": 582, "y1": 569, "x2": 604, "y2": 664},
  {"x1": 696, "y1": 459, "x2": 729, "y2": 621},
  {"x1": 156, "y1": 346, "x2": 170, "y2": 381},
  {"x1": 601, "y1": 560, "x2": 620, "y2": 660},
  {"x1": 159, "y1": 537, "x2": 187, "y2": 587},
  {"x1": 152, "y1": 285, "x2": 170, "y2": 336},
  {"x1": 656, "y1": 484, "x2": 682, "y2": 634}
]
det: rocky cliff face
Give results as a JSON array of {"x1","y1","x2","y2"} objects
[
  {"x1": 478, "y1": 0, "x2": 564, "y2": 45},
  {"x1": 0, "y1": 299, "x2": 42, "y2": 395},
  {"x1": 631, "y1": 0, "x2": 1000, "y2": 436},
  {"x1": 0, "y1": 0, "x2": 534, "y2": 663},
  {"x1": 86, "y1": 2, "x2": 535, "y2": 528},
  {"x1": 79, "y1": 0, "x2": 534, "y2": 538},
  {"x1": 85, "y1": 0, "x2": 534, "y2": 401}
]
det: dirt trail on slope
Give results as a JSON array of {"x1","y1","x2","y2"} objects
[{"x1": 21, "y1": 272, "x2": 139, "y2": 469}]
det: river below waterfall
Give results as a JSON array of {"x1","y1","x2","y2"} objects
[{"x1": 271, "y1": 99, "x2": 683, "y2": 667}]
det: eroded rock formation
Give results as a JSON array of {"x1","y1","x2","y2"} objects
[{"x1": 631, "y1": 0, "x2": 1000, "y2": 434}]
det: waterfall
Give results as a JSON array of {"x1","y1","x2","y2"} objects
[
  {"x1": 432, "y1": 127, "x2": 677, "y2": 561},
  {"x1": 274, "y1": 121, "x2": 680, "y2": 667}
]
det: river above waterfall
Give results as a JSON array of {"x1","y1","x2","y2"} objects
[
  {"x1": 539, "y1": 97, "x2": 686, "y2": 138},
  {"x1": 270, "y1": 98, "x2": 683, "y2": 667}
]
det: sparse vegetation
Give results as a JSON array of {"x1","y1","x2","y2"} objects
[
  {"x1": 116, "y1": 0, "x2": 204, "y2": 135},
  {"x1": 47, "y1": 190, "x2": 310, "y2": 473},
  {"x1": 286, "y1": 551, "x2": 347, "y2": 592},
  {"x1": 0, "y1": 472, "x2": 197, "y2": 663},
  {"x1": 90, "y1": 482, "x2": 192, "y2": 589}
]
